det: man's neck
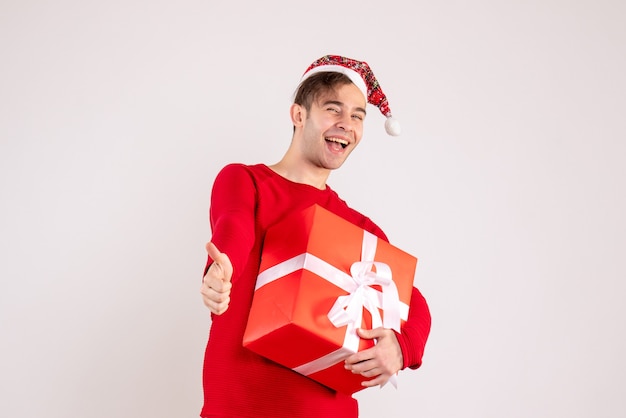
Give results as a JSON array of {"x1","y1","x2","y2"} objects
[{"x1": 268, "y1": 160, "x2": 330, "y2": 190}]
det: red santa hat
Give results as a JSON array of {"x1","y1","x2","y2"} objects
[{"x1": 300, "y1": 55, "x2": 401, "y2": 136}]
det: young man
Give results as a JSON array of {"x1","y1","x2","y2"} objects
[{"x1": 200, "y1": 55, "x2": 431, "y2": 417}]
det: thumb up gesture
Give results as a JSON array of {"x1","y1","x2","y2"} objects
[{"x1": 200, "y1": 242, "x2": 233, "y2": 315}]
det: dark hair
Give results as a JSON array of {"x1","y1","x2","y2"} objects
[{"x1": 293, "y1": 72, "x2": 354, "y2": 111}]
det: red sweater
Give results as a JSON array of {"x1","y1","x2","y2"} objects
[{"x1": 201, "y1": 164, "x2": 431, "y2": 418}]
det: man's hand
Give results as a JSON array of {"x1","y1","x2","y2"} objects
[
  {"x1": 200, "y1": 242, "x2": 233, "y2": 315},
  {"x1": 344, "y1": 327, "x2": 404, "y2": 388}
]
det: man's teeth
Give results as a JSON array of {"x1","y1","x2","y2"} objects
[{"x1": 326, "y1": 137, "x2": 348, "y2": 148}]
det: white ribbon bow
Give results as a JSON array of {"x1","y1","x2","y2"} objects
[{"x1": 327, "y1": 260, "x2": 401, "y2": 333}]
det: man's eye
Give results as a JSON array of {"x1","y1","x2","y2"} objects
[
  {"x1": 352, "y1": 115, "x2": 363, "y2": 121},
  {"x1": 327, "y1": 107, "x2": 339, "y2": 113}
]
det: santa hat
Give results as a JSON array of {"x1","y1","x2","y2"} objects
[{"x1": 299, "y1": 55, "x2": 401, "y2": 136}]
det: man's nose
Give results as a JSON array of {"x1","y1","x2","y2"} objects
[{"x1": 336, "y1": 114, "x2": 354, "y2": 132}]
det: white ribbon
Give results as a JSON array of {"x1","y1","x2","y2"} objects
[{"x1": 254, "y1": 230, "x2": 406, "y2": 387}]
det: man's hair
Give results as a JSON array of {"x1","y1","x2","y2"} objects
[{"x1": 293, "y1": 71, "x2": 354, "y2": 111}]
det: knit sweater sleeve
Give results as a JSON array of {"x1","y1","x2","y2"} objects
[
  {"x1": 395, "y1": 286, "x2": 431, "y2": 369},
  {"x1": 204, "y1": 164, "x2": 257, "y2": 282}
]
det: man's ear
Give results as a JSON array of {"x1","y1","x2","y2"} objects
[{"x1": 290, "y1": 103, "x2": 306, "y2": 127}]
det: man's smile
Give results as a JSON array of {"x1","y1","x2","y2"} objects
[{"x1": 325, "y1": 136, "x2": 349, "y2": 149}]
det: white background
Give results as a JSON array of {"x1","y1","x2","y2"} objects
[{"x1": 1, "y1": 1, "x2": 625, "y2": 417}]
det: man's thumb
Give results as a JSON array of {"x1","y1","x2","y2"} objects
[
  {"x1": 356, "y1": 327, "x2": 377, "y2": 340},
  {"x1": 206, "y1": 241, "x2": 233, "y2": 282},
  {"x1": 206, "y1": 241, "x2": 220, "y2": 259}
]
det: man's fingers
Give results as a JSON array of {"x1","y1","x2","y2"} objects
[
  {"x1": 201, "y1": 277, "x2": 232, "y2": 294},
  {"x1": 361, "y1": 374, "x2": 389, "y2": 388},
  {"x1": 201, "y1": 294, "x2": 230, "y2": 315},
  {"x1": 344, "y1": 358, "x2": 393, "y2": 388},
  {"x1": 200, "y1": 282, "x2": 231, "y2": 315}
]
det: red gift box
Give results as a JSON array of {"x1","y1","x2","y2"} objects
[{"x1": 242, "y1": 204, "x2": 416, "y2": 394}]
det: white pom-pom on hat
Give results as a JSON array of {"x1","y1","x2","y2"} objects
[
  {"x1": 385, "y1": 116, "x2": 401, "y2": 136},
  {"x1": 301, "y1": 55, "x2": 402, "y2": 137}
]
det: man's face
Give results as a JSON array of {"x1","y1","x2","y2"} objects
[{"x1": 295, "y1": 82, "x2": 367, "y2": 171}]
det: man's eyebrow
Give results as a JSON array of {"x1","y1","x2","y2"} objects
[{"x1": 322, "y1": 100, "x2": 367, "y2": 115}]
